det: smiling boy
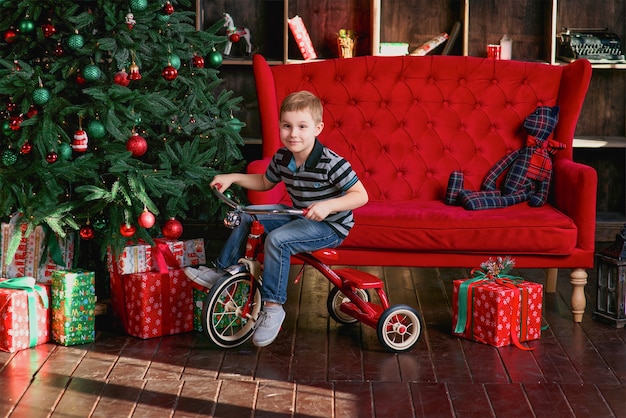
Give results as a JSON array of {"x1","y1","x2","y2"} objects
[{"x1": 185, "y1": 90, "x2": 368, "y2": 347}]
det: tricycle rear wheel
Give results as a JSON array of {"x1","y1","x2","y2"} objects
[
  {"x1": 327, "y1": 286, "x2": 370, "y2": 325},
  {"x1": 376, "y1": 305, "x2": 422, "y2": 353}
]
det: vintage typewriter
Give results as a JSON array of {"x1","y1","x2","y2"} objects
[{"x1": 557, "y1": 28, "x2": 626, "y2": 63}]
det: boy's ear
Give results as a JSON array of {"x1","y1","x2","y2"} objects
[{"x1": 315, "y1": 121, "x2": 324, "y2": 135}]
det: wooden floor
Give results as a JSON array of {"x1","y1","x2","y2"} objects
[{"x1": 1, "y1": 261, "x2": 625, "y2": 417}]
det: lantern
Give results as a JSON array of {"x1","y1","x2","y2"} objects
[{"x1": 593, "y1": 224, "x2": 626, "y2": 328}]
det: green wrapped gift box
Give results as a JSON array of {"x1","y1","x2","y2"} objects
[{"x1": 51, "y1": 270, "x2": 96, "y2": 346}]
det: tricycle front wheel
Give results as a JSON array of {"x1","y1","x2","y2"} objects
[
  {"x1": 376, "y1": 305, "x2": 423, "y2": 353},
  {"x1": 202, "y1": 272, "x2": 261, "y2": 348}
]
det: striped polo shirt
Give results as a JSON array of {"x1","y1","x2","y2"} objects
[{"x1": 265, "y1": 139, "x2": 359, "y2": 239}]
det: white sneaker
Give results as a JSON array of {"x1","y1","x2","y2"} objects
[
  {"x1": 184, "y1": 266, "x2": 225, "y2": 288},
  {"x1": 252, "y1": 305, "x2": 285, "y2": 347}
]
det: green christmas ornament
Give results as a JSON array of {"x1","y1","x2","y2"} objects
[
  {"x1": 92, "y1": 216, "x2": 108, "y2": 232},
  {"x1": 130, "y1": 0, "x2": 148, "y2": 12},
  {"x1": 207, "y1": 50, "x2": 223, "y2": 68},
  {"x1": 83, "y1": 64, "x2": 101, "y2": 81},
  {"x1": 157, "y1": 13, "x2": 170, "y2": 23},
  {"x1": 19, "y1": 18, "x2": 35, "y2": 33},
  {"x1": 32, "y1": 87, "x2": 51, "y2": 105},
  {"x1": 230, "y1": 117, "x2": 243, "y2": 133},
  {"x1": 1, "y1": 120, "x2": 12, "y2": 136},
  {"x1": 168, "y1": 54, "x2": 181, "y2": 70},
  {"x1": 67, "y1": 33, "x2": 84, "y2": 50},
  {"x1": 1, "y1": 149, "x2": 17, "y2": 166},
  {"x1": 87, "y1": 120, "x2": 106, "y2": 139},
  {"x1": 59, "y1": 143, "x2": 73, "y2": 160}
]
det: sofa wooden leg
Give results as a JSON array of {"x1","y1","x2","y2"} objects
[
  {"x1": 545, "y1": 268, "x2": 558, "y2": 293},
  {"x1": 570, "y1": 268, "x2": 588, "y2": 322}
]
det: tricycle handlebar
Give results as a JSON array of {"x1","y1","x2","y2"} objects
[{"x1": 212, "y1": 184, "x2": 307, "y2": 216}]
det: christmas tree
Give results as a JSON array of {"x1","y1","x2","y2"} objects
[{"x1": 0, "y1": 0, "x2": 244, "y2": 259}]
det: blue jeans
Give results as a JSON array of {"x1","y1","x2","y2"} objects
[{"x1": 216, "y1": 208, "x2": 343, "y2": 304}]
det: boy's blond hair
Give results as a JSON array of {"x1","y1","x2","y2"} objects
[{"x1": 280, "y1": 91, "x2": 323, "y2": 124}]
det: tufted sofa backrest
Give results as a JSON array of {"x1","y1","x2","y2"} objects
[{"x1": 253, "y1": 55, "x2": 591, "y2": 202}]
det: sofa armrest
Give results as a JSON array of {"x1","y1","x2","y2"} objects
[
  {"x1": 246, "y1": 158, "x2": 288, "y2": 204},
  {"x1": 552, "y1": 159, "x2": 597, "y2": 251}
]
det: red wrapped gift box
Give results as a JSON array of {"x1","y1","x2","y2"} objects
[
  {"x1": 452, "y1": 276, "x2": 543, "y2": 349},
  {"x1": 0, "y1": 278, "x2": 50, "y2": 353},
  {"x1": 107, "y1": 239, "x2": 185, "y2": 275},
  {"x1": 1, "y1": 222, "x2": 75, "y2": 282},
  {"x1": 122, "y1": 268, "x2": 193, "y2": 339}
]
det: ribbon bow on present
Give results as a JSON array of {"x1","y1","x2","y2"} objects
[
  {"x1": 526, "y1": 135, "x2": 566, "y2": 181},
  {"x1": 0, "y1": 277, "x2": 49, "y2": 348}
]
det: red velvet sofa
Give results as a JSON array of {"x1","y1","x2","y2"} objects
[{"x1": 248, "y1": 54, "x2": 596, "y2": 322}]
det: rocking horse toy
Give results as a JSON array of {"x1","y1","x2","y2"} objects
[{"x1": 223, "y1": 13, "x2": 253, "y2": 56}]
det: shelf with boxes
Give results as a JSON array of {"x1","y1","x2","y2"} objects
[{"x1": 195, "y1": 1, "x2": 625, "y2": 175}]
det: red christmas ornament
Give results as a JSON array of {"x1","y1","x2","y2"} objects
[
  {"x1": 138, "y1": 209, "x2": 156, "y2": 228},
  {"x1": 4, "y1": 29, "x2": 17, "y2": 43},
  {"x1": 114, "y1": 70, "x2": 130, "y2": 87},
  {"x1": 72, "y1": 129, "x2": 89, "y2": 152},
  {"x1": 20, "y1": 142, "x2": 32, "y2": 154},
  {"x1": 41, "y1": 23, "x2": 56, "y2": 38},
  {"x1": 76, "y1": 74, "x2": 86, "y2": 85},
  {"x1": 161, "y1": 65, "x2": 178, "y2": 81},
  {"x1": 46, "y1": 151, "x2": 58, "y2": 163},
  {"x1": 79, "y1": 225, "x2": 95, "y2": 240},
  {"x1": 192, "y1": 55, "x2": 205, "y2": 68},
  {"x1": 9, "y1": 116, "x2": 22, "y2": 131},
  {"x1": 164, "y1": 1, "x2": 174, "y2": 15},
  {"x1": 162, "y1": 218, "x2": 183, "y2": 239},
  {"x1": 54, "y1": 43, "x2": 64, "y2": 57},
  {"x1": 120, "y1": 224, "x2": 136, "y2": 237},
  {"x1": 26, "y1": 106, "x2": 38, "y2": 119},
  {"x1": 6, "y1": 100, "x2": 16, "y2": 112},
  {"x1": 229, "y1": 33, "x2": 240, "y2": 43},
  {"x1": 128, "y1": 63, "x2": 141, "y2": 80},
  {"x1": 126, "y1": 134, "x2": 148, "y2": 156}
]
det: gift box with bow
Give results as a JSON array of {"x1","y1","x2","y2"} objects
[
  {"x1": 452, "y1": 257, "x2": 543, "y2": 349},
  {"x1": 0, "y1": 277, "x2": 50, "y2": 352}
]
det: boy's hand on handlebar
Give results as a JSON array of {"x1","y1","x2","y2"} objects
[
  {"x1": 304, "y1": 202, "x2": 333, "y2": 222},
  {"x1": 210, "y1": 175, "x2": 232, "y2": 193}
]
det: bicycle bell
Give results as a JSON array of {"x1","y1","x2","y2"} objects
[{"x1": 224, "y1": 210, "x2": 242, "y2": 229}]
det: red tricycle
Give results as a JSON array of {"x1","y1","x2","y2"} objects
[{"x1": 201, "y1": 186, "x2": 423, "y2": 353}]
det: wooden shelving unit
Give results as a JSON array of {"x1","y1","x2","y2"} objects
[{"x1": 195, "y1": 0, "x2": 625, "y2": 232}]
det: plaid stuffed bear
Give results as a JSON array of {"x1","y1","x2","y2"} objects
[{"x1": 445, "y1": 106, "x2": 565, "y2": 210}]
